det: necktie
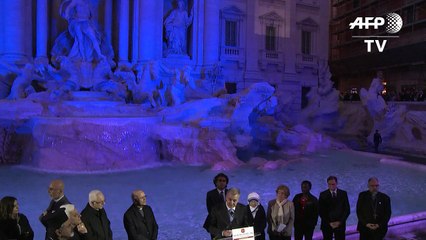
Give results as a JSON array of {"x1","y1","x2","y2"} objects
[
  {"x1": 229, "y1": 209, "x2": 234, "y2": 222},
  {"x1": 332, "y1": 191, "x2": 336, "y2": 198},
  {"x1": 220, "y1": 191, "x2": 225, "y2": 201}
]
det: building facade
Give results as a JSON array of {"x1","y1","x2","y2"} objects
[
  {"x1": 330, "y1": 0, "x2": 426, "y2": 99},
  {"x1": 0, "y1": 0, "x2": 329, "y2": 113}
]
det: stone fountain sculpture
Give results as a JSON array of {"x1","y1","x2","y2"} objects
[
  {"x1": 50, "y1": 0, "x2": 121, "y2": 99},
  {"x1": 164, "y1": 0, "x2": 194, "y2": 57},
  {"x1": 301, "y1": 59, "x2": 339, "y2": 130}
]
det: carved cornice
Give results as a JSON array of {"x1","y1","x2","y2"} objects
[{"x1": 296, "y1": 1, "x2": 320, "y2": 11}]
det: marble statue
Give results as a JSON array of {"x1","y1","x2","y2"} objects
[
  {"x1": 55, "y1": 0, "x2": 106, "y2": 62},
  {"x1": 48, "y1": 0, "x2": 116, "y2": 98},
  {"x1": 6, "y1": 64, "x2": 37, "y2": 100},
  {"x1": 129, "y1": 62, "x2": 164, "y2": 107},
  {"x1": 360, "y1": 71, "x2": 387, "y2": 119},
  {"x1": 231, "y1": 82, "x2": 276, "y2": 134},
  {"x1": 164, "y1": 0, "x2": 194, "y2": 56},
  {"x1": 169, "y1": 66, "x2": 196, "y2": 105},
  {"x1": 301, "y1": 60, "x2": 339, "y2": 130}
]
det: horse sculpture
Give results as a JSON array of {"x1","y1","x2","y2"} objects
[{"x1": 127, "y1": 61, "x2": 164, "y2": 108}]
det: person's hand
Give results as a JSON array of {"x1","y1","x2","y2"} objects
[
  {"x1": 76, "y1": 222, "x2": 88, "y2": 234},
  {"x1": 366, "y1": 223, "x2": 376, "y2": 230},
  {"x1": 330, "y1": 221, "x2": 341, "y2": 229},
  {"x1": 222, "y1": 230, "x2": 232, "y2": 237}
]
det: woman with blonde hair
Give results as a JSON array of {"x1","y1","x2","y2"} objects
[{"x1": 267, "y1": 185, "x2": 295, "y2": 240}]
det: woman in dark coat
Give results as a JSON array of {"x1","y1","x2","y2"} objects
[
  {"x1": 0, "y1": 196, "x2": 34, "y2": 240},
  {"x1": 246, "y1": 192, "x2": 267, "y2": 240}
]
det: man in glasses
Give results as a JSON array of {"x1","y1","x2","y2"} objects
[
  {"x1": 124, "y1": 190, "x2": 158, "y2": 240},
  {"x1": 356, "y1": 177, "x2": 391, "y2": 240},
  {"x1": 40, "y1": 179, "x2": 72, "y2": 240},
  {"x1": 81, "y1": 190, "x2": 112, "y2": 240},
  {"x1": 209, "y1": 188, "x2": 249, "y2": 239}
]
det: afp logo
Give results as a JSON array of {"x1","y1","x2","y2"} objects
[
  {"x1": 349, "y1": 13, "x2": 403, "y2": 52},
  {"x1": 385, "y1": 13, "x2": 403, "y2": 33}
]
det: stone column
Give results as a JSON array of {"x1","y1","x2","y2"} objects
[
  {"x1": 139, "y1": 1, "x2": 163, "y2": 61},
  {"x1": 35, "y1": 0, "x2": 48, "y2": 64},
  {"x1": 1, "y1": 0, "x2": 28, "y2": 63},
  {"x1": 243, "y1": 0, "x2": 262, "y2": 87},
  {"x1": 203, "y1": 0, "x2": 220, "y2": 66},
  {"x1": 104, "y1": 0, "x2": 113, "y2": 44},
  {"x1": 118, "y1": 0, "x2": 130, "y2": 65},
  {"x1": 0, "y1": 0, "x2": 4, "y2": 56},
  {"x1": 131, "y1": 0, "x2": 140, "y2": 63}
]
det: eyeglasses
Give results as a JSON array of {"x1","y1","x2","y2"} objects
[{"x1": 92, "y1": 200, "x2": 105, "y2": 205}]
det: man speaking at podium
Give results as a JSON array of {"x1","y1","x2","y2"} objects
[{"x1": 208, "y1": 188, "x2": 249, "y2": 239}]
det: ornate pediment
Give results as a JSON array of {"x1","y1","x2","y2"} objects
[
  {"x1": 259, "y1": 12, "x2": 284, "y2": 25},
  {"x1": 221, "y1": 5, "x2": 246, "y2": 20},
  {"x1": 259, "y1": 0, "x2": 286, "y2": 7},
  {"x1": 298, "y1": 17, "x2": 318, "y2": 27},
  {"x1": 297, "y1": 17, "x2": 318, "y2": 31}
]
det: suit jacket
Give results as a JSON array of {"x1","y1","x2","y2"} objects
[
  {"x1": 123, "y1": 204, "x2": 158, "y2": 240},
  {"x1": 81, "y1": 203, "x2": 113, "y2": 240},
  {"x1": 208, "y1": 202, "x2": 249, "y2": 238},
  {"x1": 40, "y1": 196, "x2": 71, "y2": 240},
  {"x1": 356, "y1": 191, "x2": 391, "y2": 237},
  {"x1": 246, "y1": 204, "x2": 266, "y2": 240},
  {"x1": 293, "y1": 192, "x2": 319, "y2": 229},
  {"x1": 206, "y1": 189, "x2": 228, "y2": 214},
  {"x1": 203, "y1": 188, "x2": 228, "y2": 230},
  {"x1": 0, "y1": 213, "x2": 34, "y2": 240},
  {"x1": 318, "y1": 189, "x2": 350, "y2": 230}
]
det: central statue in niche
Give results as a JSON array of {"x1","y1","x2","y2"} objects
[
  {"x1": 164, "y1": 0, "x2": 194, "y2": 56},
  {"x1": 50, "y1": 0, "x2": 116, "y2": 94}
]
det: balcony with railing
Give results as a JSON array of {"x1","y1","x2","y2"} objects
[
  {"x1": 220, "y1": 46, "x2": 245, "y2": 68},
  {"x1": 296, "y1": 54, "x2": 318, "y2": 73},
  {"x1": 258, "y1": 50, "x2": 284, "y2": 71}
]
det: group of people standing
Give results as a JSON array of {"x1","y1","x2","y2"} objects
[
  {"x1": 203, "y1": 174, "x2": 392, "y2": 240},
  {"x1": 0, "y1": 179, "x2": 158, "y2": 240},
  {"x1": 0, "y1": 175, "x2": 391, "y2": 240}
]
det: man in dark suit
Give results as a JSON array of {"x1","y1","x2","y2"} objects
[
  {"x1": 123, "y1": 190, "x2": 158, "y2": 240},
  {"x1": 81, "y1": 190, "x2": 112, "y2": 240},
  {"x1": 319, "y1": 176, "x2": 350, "y2": 240},
  {"x1": 40, "y1": 179, "x2": 72, "y2": 240},
  {"x1": 293, "y1": 180, "x2": 319, "y2": 240},
  {"x1": 209, "y1": 187, "x2": 249, "y2": 239},
  {"x1": 356, "y1": 177, "x2": 391, "y2": 240},
  {"x1": 203, "y1": 173, "x2": 229, "y2": 235}
]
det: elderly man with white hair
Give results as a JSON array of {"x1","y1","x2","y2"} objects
[
  {"x1": 80, "y1": 190, "x2": 112, "y2": 240},
  {"x1": 53, "y1": 204, "x2": 87, "y2": 240}
]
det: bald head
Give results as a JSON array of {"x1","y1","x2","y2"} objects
[
  {"x1": 368, "y1": 177, "x2": 380, "y2": 193},
  {"x1": 132, "y1": 190, "x2": 147, "y2": 207},
  {"x1": 48, "y1": 179, "x2": 65, "y2": 200}
]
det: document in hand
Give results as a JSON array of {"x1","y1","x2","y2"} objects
[{"x1": 231, "y1": 226, "x2": 254, "y2": 240}]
